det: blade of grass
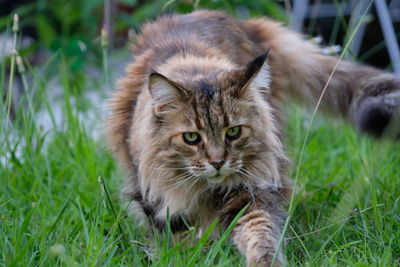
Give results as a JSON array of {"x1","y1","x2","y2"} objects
[
  {"x1": 186, "y1": 219, "x2": 219, "y2": 266},
  {"x1": 205, "y1": 203, "x2": 249, "y2": 264}
]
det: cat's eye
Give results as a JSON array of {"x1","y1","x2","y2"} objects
[
  {"x1": 183, "y1": 132, "x2": 201, "y2": 145},
  {"x1": 226, "y1": 126, "x2": 241, "y2": 140}
]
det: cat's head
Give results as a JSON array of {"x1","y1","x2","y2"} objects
[{"x1": 146, "y1": 52, "x2": 282, "y2": 192}]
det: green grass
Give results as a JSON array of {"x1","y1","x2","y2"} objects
[{"x1": 1, "y1": 54, "x2": 399, "y2": 266}]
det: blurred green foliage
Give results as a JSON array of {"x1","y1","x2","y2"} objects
[
  {"x1": 118, "y1": 0, "x2": 287, "y2": 31},
  {"x1": 5, "y1": 0, "x2": 102, "y2": 72},
  {"x1": 2, "y1": 0, "x2": 286, "y2": 71}
]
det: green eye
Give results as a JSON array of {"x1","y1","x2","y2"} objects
[
  {"x1": 226, "y1": 126, "x2": 241, "y2": 140},
  {"x1": 183, "y1": 132, "x2": 201, "y2": 145}
]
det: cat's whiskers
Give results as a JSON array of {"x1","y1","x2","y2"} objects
[
  {"x1": 238, "y1": 168, "x2": 290, "y2": 203},
  {"x1": 150, "y1": 165, "x2": 194, "y2": 171},
  {"x1": 164, "y1": 172, "x2": 193, "y2": 186},
  {"x1": 165, "y1": 173, "x2": 199, "y2": 191},
  {"x1": 232, "y1": 173, "x2": 241, "y2": 184},
  {"x1": 164, "y1": 174, "x2": 191, "y2": 184},
  {"x1": 160, "y1": 166, "x2": 202, "y2": 181},
  {"x1": 233, "y1": 172, "x2": 256, "y2": 203},
  {"x1": 246, "y1": 167, "x2": 292, "y2": 189},
  {"x1": 237, "y1": 168, "x2": 277, "y2": 189},
  {"x1": 165, "y1": 178, "x2": 191, "y2": 191},
  {"x1": 182, "y1": 174, "x2": 201, "y2": 195}
]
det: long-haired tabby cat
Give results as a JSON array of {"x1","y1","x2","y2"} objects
[{"x1": 106, "y1": 10, "x2": 400, "y2": 266}]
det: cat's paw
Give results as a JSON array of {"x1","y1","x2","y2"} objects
[{"x1": 355, "y1": 89, "x2": 400, "y2": 139}]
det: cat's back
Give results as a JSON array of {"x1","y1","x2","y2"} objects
[{"x1": 132, "y1": 10, "x2": 264, "y2": 63}]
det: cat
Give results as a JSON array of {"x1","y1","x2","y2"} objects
[{"x1": 106, "y1": 10, "x2": 400, "y2": 266}]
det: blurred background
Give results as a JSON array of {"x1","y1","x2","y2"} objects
[
  {"x1": 1, "y1": 0, "x2": 399, "y2": 80},
  {"x1": 1, "y1": 0, "x2": 400, "y2": 128}
]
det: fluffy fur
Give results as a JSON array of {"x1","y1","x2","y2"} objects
[{"x1": 106, "y1": 10, "x2": 400, "y2": 266}]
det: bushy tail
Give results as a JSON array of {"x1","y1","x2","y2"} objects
[{"x1": 244, "y1": 18, "x2": 400, "y2": 138}]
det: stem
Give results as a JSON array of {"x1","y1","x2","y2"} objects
[
  {"x1": 6, "y1": 50, "x2": 16, "y2": 121},
  {"x1": 4, "y1": 14, "x2": 19, "y2": 199},
  {"x1": 101, "y1": 27, "x2": 109, "y2": 89},
  {"x1": 102, "y1": 46, "x2": 108, "y2": 88},
  {"x1": 6, "y1": 14, "x2": 19, "y2": 122},
  {"x1": 98, "y1": 176, "x2": 126, "y2": 244},
  {"x1": 17, "y1": 56, "x2": 34, "y2": 117}
]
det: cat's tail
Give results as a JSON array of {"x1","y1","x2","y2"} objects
[{"x1": 243, "y1": 18, "x2": 400, "y2": 139}]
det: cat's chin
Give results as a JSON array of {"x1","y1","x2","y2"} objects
[{"x1": 206, "y1": 175, "x2": 226, "y2": 184}]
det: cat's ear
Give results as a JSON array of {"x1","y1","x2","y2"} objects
[
  {"x1": 236, "y1": 51, "x2": 271, "y2": 97},
  {"x1": 148, "y1": 72, "x2": 188, "y2": 114}
]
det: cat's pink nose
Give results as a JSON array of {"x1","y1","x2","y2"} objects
[
  {"x1": 208, "y1": 147, "x2": 224, "y2": 163},
  {"x1": 211, "y1": 160, "x2": 225, "y2": 170}
]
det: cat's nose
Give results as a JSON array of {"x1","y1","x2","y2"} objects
[{"x1": 211, "y1": 160, "x2": 225, "y2": 170}]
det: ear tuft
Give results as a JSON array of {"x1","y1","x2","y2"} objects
[
  {"x1": 248, "y1": 60, "x2": 271, "y2": 95},
  {"x1": 148, "y1": 73, "x2": 186, "y2": 114},
  {"x1": 244, "y1": 51, "x2": 269, "y2": 83},
  {"x1": 234, "y1": 51, "x2": 270, "y2": 97}
]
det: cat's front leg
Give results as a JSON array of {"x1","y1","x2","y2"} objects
[
  {"x1": 220, "y1": 191, "x2": 286, "y2": 267},
  {"x1": 232, "y1": 209, "x2": 283, "y2": 267}
]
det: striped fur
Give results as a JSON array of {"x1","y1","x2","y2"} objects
[{"x1": 106, "y1": 10, "x2": 400, "y2": 266}]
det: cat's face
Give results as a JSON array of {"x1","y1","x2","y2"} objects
[
  {"x1": 162, "y1": 95, "x2": 256, "y2": 185},
  {"x1": 148, "y1": 53, "x2": 274, "y2": 188},
  {"x1": 180, "y1": 125, "x2": 245, "y2": 183}
]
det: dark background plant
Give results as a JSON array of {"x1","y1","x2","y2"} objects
[{"x1": 2, "y1": 0, "x2": 399, "y2": 81}]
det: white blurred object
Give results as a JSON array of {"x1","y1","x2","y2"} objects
[
  {"x1": 321, "y1": 45, "x2": 342, "y2": 55},
  {"x1": 0, "y1": 33, "x2": 32, "y2": 61}
]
